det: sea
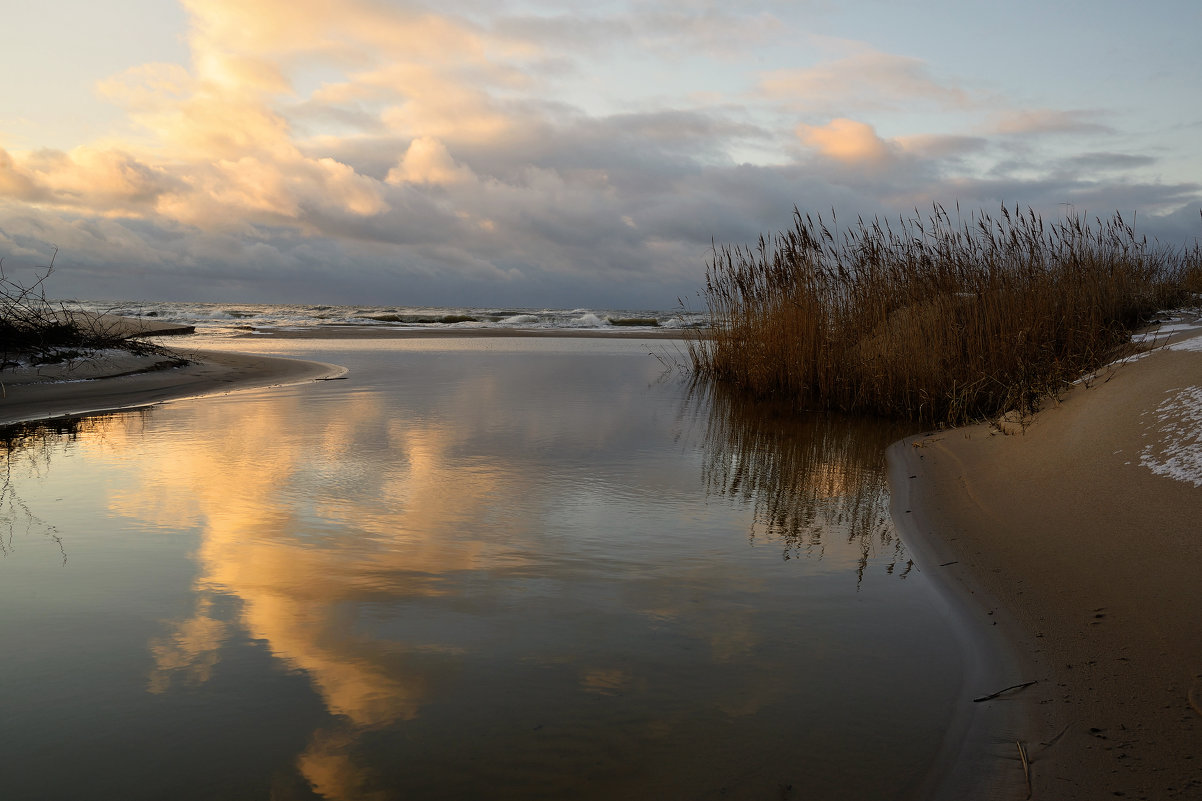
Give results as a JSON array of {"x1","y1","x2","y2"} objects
[
  {"x1": 60, "y1": 299, "x2": 709, "y2": 337},
  {"x1": 0, "y1": 313, "x2": 985, "y2": 800}
]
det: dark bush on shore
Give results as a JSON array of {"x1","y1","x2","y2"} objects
[
  {"x1": 1, "y1": 253, "x2": 168, "y2": 368},
  {"x1": 689, "y1": 205, "x2": 1202, "y2": 426}
]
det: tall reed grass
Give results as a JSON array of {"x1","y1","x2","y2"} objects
[{"x1": 689, "y1": 205, "x2": 1202, "y2": 425}]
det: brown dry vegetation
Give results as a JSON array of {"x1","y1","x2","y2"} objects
[
  {"x1": 689, "y1": 205, "x2": 1202, "y2": 426},
  {"x1": 1, "y1": 254, "x2": 171, "y2": 369}
]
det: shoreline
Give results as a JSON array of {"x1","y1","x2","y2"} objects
[
  {"x1": 0, "y1": 325, "x2": 692, "y2": 427},
  {"x1": 231, "y1": 324, "x2": 698, "y2": 339},
  {"x1": 889, "y1": 449, "x2": 1034, "y2": 801},
  {"x1": 888, "y1": 324, "x2": 1202, "y2": 799},
  {"x1": 0, "y1": 348, "x2": 344, "y2": 427}
]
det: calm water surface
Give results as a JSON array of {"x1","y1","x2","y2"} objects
[{"x1": 0, "y1": 338, "x2": 963, "y2": 800}]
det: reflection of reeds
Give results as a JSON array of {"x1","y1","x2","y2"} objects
[
  {"x1": 690, "y1": 206, "x2": 1202, "y2": 425},
  {"x1": 0, "y1": 412, "x2": 146, "y2": 559},
  {"x1": 0, "y1": 420, "x2": 76, "y2": 559},
  {"x1": 689, "y1": 379, "x2": 916, "y2": 581}
]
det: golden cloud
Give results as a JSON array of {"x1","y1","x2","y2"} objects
[
  {"x1": 0, "y1": 145, "x2": 177, "y2": 215},
  {"x1": 796, "y1": 118, "x2": 895, "y2": 165},
  {"x1": 386, "y1": 138, "x2": 476, "y2": 186},
  {"x1": 10, "y1": 0, "x2": 545, "y2": 231}
]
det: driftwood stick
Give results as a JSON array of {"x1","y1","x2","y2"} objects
[
  {"x1": 1035, "y1": 723, "x2": 1072, "y2": 755},
  {"x1": 1017, "y1": 740, "x2": 1032, "y2": 798},
  {"x1": 972, "y1": 680, "x2": 1038, "y2": 702}
]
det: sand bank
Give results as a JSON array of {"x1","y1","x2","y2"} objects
[
  {"x1": 55, "y1": 309, "x2": 197, "y2": 337},
  {"x1": 890, "y1": 319, "x2": 1202, "y2": 800},
  {"x1": 0, "y1": 319, "x2": 689, "y2": 426},
  {"x1": 0, "y1": 348, "x2": 343, "y2": 426},
  {"x1": 234, "y1": 324, "x2": 696, "y2": 339}
]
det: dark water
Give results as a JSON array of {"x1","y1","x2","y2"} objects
[{"x1": 0, "y1": 338, "x2": 963, "y2": 800}]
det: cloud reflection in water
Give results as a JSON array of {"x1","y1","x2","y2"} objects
[{"x1": 0, "y1": 343, "x2": 959, "y2": 800}]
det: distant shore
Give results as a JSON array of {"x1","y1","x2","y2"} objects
[
  {"x1": 0, "y1": 322, "x2": 691, "y2": 426},
  {"x1": 232, "y1": 324, "x2": 696, "y2": 339},
  {"x1": 889, "y1": 315, "x2": 1202, "y2": 800}
]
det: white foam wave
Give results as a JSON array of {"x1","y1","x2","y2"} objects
[
  {"x1": 566, "y1": 313, "x2": 607, "y2": 327},
  {"x1": 59, "y1": 300, "x2": 707, "y2": 333},
  {"x1": 499, "y1": 314, "x2": 541, "y2": 325}
]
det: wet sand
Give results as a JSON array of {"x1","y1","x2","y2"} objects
[
  {"x1": 890, "y1": 325, "x2": 1202, "y2": 799},
  {"x1": 55, "y1": 309, "x2": 197, "y2": 337},
  {"x1": 0, "y1": 349, "x2": 343, "y2": 426}
]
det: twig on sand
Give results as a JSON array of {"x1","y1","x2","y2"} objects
[
  {"x1": 1017, "y1": 740, "x2": 1032, "y2": 798},
  {"x1": 1037, "y1": 723, "x2": 1071, "y2": 753},
  {"x1": 972, "y1": 680, "x2": 1038, "y2": 702}
]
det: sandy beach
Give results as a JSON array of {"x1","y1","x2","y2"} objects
[
  {"x1": 0, "y1": 339, "x2": 343, "y2": 426},
  {"x1": 890, "y1": 319, "x2": 1202, "y2": 799},
  {"x1": 0, "y1": 313, "x2": 369, "y2": 425}
]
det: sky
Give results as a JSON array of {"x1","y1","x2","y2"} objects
[{"x1": 1, "y1": 0, "x2": 1199, "y2": 308}]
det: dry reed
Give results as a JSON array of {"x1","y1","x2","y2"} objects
[{"x1": 690, "y1": 205, "x2": 1202, "y2": 425}]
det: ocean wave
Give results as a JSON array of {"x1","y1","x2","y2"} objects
[{"x1": 57, "y1": 300, "x2": 708, "y2": 335}]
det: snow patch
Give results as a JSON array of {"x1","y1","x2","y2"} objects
[
  {"x1": 1140, "y1": 385, "x2": 1202, "y2": 487},
  {"x1": 1166, "y1": 335, "x2": 1202, "y2": 353}
]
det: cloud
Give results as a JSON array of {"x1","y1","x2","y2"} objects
[
  {"x1": 796, "y1": 118, "x2": 896, "y2": 165},
  {"x1": 386, "y1": 138, "x2": 477, "y2": 186},
  {"x1": 0, "y1": 146, "x2": 180, "y2": 214},
  {"x1": 634, "y1": 7, "x2": 784, "y2": 57},
  {"x1": 759, "y1": 47, "x2": 972, "y2": 112},
  {"x1": 895, "y1": 134, "x2": 988, "y2": 160},
  {"x1": 0, "y1": 149, "x2": 39, "y2": 200},
  {"x1": 1058, "y1": 152, "x2": 1157, "y2": 172},
  {"x1": 991, "y1": 108, "x2": 1113, "y2": 136},
  {"x1": 156, "y1": 154, "x2": 388, "y2": 229}
]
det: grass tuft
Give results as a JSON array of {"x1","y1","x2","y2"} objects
[{"x1": 689, "y1": 204, "x2": 1202, "y2": 426}]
